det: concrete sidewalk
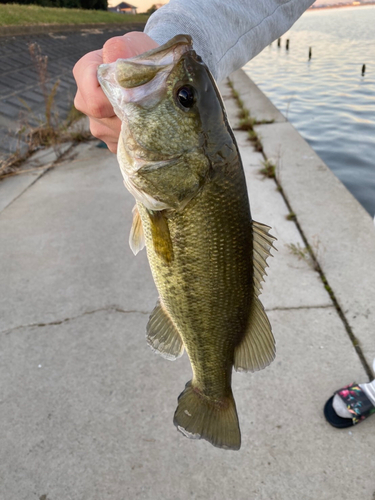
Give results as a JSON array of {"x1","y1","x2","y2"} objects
[{"x1": 1, "y1": 72, "x2": 375, "y2": 500}]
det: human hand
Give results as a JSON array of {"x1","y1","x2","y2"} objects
[{"x1": 73, "y1": 32, "x2": 159, "y2": 153}]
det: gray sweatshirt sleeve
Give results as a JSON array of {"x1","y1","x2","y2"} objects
[{"x1": 145, "y1": 0, "x2": 315, "y2": 82}]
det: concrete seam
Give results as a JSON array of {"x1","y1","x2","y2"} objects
[
  {"x1": 266, "y1": 305, "x2": 334, "y2": 312},
  {"x1": 1, "y1": 306, "x2": 150, "y2": 335},
  {"x1": 0, "y1": 165, "x2": 52, "y2": 215},
  {"x1": 275, "y1": 191, "x2": 374, "y2": 381},
  {"x1": 228, "y1": 75, "x2": 374, "y2": 381},
  {"x1": 0, "y1": 142, "x2": 75, "y2": 215}
]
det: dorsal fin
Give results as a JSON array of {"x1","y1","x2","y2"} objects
[
  {"x1": 252, "y1": 220, "x2": 277, "y2": 297},
  {"x1": 147, "y1": 300, "x2": 184, "y2": 360},
  {"x1": 234, "y1": 220, "x2": 277, "y2": 372},
  {"x1": 234, "y1": 296, "x2": 275, "y2": 372}
]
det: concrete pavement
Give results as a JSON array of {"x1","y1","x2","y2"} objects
[{"x1": 1, "y1": 71, "x2": 375, "y2": 499}]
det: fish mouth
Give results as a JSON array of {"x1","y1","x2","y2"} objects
[
  {"x1": 97, "y1": 35, "x2": 195, "y2": 118},
  {"x1": 110, "y1": 34, "x2": 193, "y2": 90}
]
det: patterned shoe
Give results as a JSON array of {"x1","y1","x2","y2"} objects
[{"x1": 324, "y1": 383, "x2": 375, "y2": 428}]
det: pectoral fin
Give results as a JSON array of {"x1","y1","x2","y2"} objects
[
  {"x1": 234, "y1": 220, "x2": 277, "y2": 372},
  {"x1": 129, "y1": 204, "x2": 145, "y2": 255},
  {"x1": 147, "y1": 210, "x2": 174, "y2": 263},
  {"x1": 147, "y1": 300, "x2": 184, "y2": 360}
]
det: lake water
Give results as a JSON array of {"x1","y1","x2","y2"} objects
[{"x1": 244, "y1": 6, "x2": 375, "y2": 217}]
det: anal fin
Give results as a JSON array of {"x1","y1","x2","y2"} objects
[{"x1": 146, "y1": 300, "x2": 184, "y2": 360}]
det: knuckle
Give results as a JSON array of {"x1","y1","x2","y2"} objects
[
  {"x1": 88, "y1": 101, "x2": 105, "y2": 118},
  {"x1": 89, "y1": 125, "x2": 100, "y2": 139},
  {"x1": 87, "y1": 100, "x2": 109, "y2": 119},
  {"x1": 89, "y1": 119, "x2": 105, "y2": 139},
  {"x1": 73, "y1": 94, "x2": 83, "y2": 113}
]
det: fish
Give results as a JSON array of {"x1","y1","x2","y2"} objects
[{"x1": 97, "y1": 34, "x2": 276, "y2": 451}]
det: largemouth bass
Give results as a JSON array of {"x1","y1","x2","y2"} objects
[{"x1": 98, "y1": 35, "x2": 276, "y2": 450}]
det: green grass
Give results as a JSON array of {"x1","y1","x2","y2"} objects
[
  {"x1": 0, "y1": 3, "x2": 149, "y2": 26},
  {"x1": 259, "y1": 159, "x2": 276, "y2": 179}
]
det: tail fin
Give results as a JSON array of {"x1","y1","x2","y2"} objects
[{"x1": 173, "y1": 381, "x2": 241, "y2": 450}]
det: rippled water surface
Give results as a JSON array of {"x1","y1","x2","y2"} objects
[{"x1": 244, "y1": 6, "x2": 375, "y2": 216}]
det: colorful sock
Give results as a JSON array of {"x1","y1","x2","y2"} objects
[
  {"x1": 332, "y1": 378, "x2": 375, "y2": 419},
  {"x1": 332, "y1": 393, "x2": 352, "y2": 418}
]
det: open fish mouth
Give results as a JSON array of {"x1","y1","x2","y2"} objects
[{"x1": 97, "y1": 35, "x2": 194, "y2": 117}]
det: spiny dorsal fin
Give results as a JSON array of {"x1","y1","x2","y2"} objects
[
  {"x1": 147, "y1": 300, "x2": 184, "y2": 360},
  {"x1": 252, "y1": 220, "x2": 277, "y2": 297},
  {"x1": 147, "y1": 210, "x2": 174, "y2": 263},
  {"x1": 233, "y1": 220, "x2": 276, "y2": 372},
  {"x1": 234, "y1": 296, "x2": 275, "y2": 372},
  {"x1": 129, "y1": 204, "x2": 145, "y2": 255}
]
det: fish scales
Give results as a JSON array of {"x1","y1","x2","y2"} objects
[
  {"x1": 138, "y1": 153, "x2": 253, "y2": 399},
  {"x1": 98, "y1": 34, "x2": 276, "y2": 450}
]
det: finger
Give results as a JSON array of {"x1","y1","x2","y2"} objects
[
  {"x1": 89, "y1": 115, "x2": 121, "y2": 141},
  {"x1": 72, "y1": 48, "x2": 102, "y2": 90},
  {"x1": 74, "y1": 87, "x2": 115, "y2": 119},
  {"x1": 106, "y1": 142, "x2": 118, "y2": 154},
  {"x1": 73, "y1": 49, "x2": 114, "y2": 118}
]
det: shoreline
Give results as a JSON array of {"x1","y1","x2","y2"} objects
[
  {"x1": 226, "y1": 69, "x2": 375, "y2": 368},
  {"x1": 308, "y1": 2, "x2": 375, "y2": 11}
]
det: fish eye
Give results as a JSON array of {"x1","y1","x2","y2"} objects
[{"x1": 176, "y1": 85, "x2": 196, "y2": 109}]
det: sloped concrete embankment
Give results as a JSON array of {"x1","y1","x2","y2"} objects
[{"x1": 0, "y1": 24, "x2": 145, "y2": 161}]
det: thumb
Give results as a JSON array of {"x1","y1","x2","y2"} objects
[
  {"x1": 103, "y1": 32, "x2": 159, "y2": 64},
  {"x1": 103, "y1": 36, "x2": 129, "y2": 64}
]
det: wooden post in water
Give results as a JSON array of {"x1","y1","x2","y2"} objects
[
  {"x1": 362, "y1": 64, "x2": 366, "y2": 76},
  {"x1": 277, "y1": 38, "x2": 281, "y2": 47},
  {"x1": 286, "y1": 39, "x2": 290, "y2": 50},
  {"x1": 309, "y1": 47, "x2": 312, "y2": 60}
]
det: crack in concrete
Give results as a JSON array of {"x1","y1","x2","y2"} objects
[
  {"x1": 2, "y1": 306, "x2": 150, "y2": 335},
  {"x1": 0, "y1": 143, "x2": 76, "y2": 216},
  {"x1": 266, "y1": 304, "x2": 333, "y2": 312}
]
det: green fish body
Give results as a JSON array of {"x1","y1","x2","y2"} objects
[{"x1": 98, "y1": 35, "x2": 276, "y2": 450}]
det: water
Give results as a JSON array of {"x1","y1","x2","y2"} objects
[{"x1": 244, "y1": 6, "x2": 375, "y2": 216}]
